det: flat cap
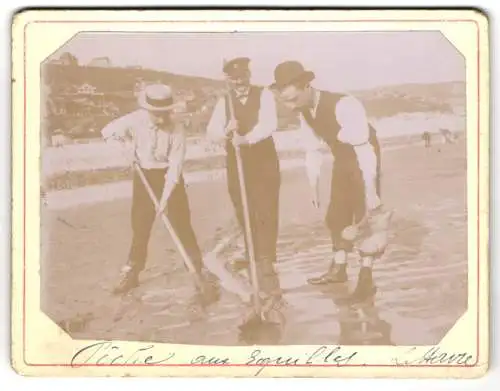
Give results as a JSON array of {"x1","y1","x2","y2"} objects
[{"x1": 223, "y1": 57, "x2": 250, "y2": 76}]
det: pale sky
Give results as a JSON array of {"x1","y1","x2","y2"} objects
[{"x1": 56, "y1": 31, "x2": 465, "y2": 92}]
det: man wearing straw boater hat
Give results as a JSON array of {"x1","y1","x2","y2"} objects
[
  {"x1": 101, "y1": 83, "x2": 218, "y2": 301},
  {"x1": 206, "y1": 57, "x2": 282, "y2": 313},
  {"x1": 270, "y1": 61, "x2": 392, "y2": 304}
]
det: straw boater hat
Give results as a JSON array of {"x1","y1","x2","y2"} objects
[
  {"x1": 138, "y1": 83, "x2": 184, "y2": 112},
  {"x1": 270, "y1": 61, "x2": 315, "y2": 90}
]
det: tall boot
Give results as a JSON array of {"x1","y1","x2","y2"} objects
[
  {"x1": 259, "y1": 259, "x2": 285, "y2": 317},
  {"x1": 339, "y1": 267, "x2": 377, "y2": 305}
]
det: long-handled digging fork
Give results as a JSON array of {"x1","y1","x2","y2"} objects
[
  {"x1": 225, "y1": 88, "x2": 263, "y2": 319},
  {"x1": 132, "y1": 160, "x2": 204, "y2": 292}
]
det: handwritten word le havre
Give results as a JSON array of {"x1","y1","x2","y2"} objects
[{"x1": 70, "y1": 341, "x2": 474, "y2": 375}]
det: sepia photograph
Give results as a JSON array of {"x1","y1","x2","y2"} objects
[{"x1": 39, "y1": 30, "x2": 469, "y2": 347}]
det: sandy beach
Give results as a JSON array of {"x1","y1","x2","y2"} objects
[{"x1": 41, "y1": 138, "x2": 467, "y2": 346}]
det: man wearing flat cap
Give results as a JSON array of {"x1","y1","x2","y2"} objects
[
  {"x1": 270, "y1": 61, "x2": 392, "y2": 304},
  {"x1": 101, "y1": 83, "x2": 218, "y2": 302},
  {"x1": 206, "y1": 57, "x2": 282, "y2": 308}
]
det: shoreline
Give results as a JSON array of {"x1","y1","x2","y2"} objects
[
  {"x1": 44, "y1": 141, "x2": 447, "y2": 211},
  {"x1": 43, "y1": 126, "x2": 463, "y2": 177},
  {"x1": 45, "y1": 156, "x2": 321, "y2": 211}
]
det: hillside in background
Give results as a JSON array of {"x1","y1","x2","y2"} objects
[
  {"x1": 42, "y1": 62, "x2": 465, "y2": 142},
  {"x1": 351, "y1": 81, "x2": 466, "y2": 118}
]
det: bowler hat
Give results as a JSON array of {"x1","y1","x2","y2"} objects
[
  {"x1": 270, "y1": 61, "x2": 315, "y2": 90},
  {"x1": 223, "y1": 57, "x2": 250, "y2": 76}
]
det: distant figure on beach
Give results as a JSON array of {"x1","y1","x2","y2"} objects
[
  {"x1": 440, "y1": 128, "x2": 456, "y2": 144},
  {"x1": 422, "y1": 131, "x2": 431, "y2": 148}
]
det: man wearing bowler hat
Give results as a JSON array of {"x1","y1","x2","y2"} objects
[
  {"x1": 206, "y1": 57, "x2": 282, "y2": 308},
  {"x1": 270, "y1": 61, "x2": 391, "y2": 304},
  {"x1": 101, "y1": 83, "x2": 218, "y2": 302}
]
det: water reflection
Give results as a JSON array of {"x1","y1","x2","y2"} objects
[
  {"x1": 293, "y1": 281, "x2": 394, "y2": 346},
  {"x1": 234, "y1": 285, "x2": 394, "y2": 346},
  {"x1": 238, "y1": 317, "x2": 283, "y2": 345},
  {"x1": 336, "y1": 301, "x2": 393, "y2": 346},
  {"x1": 74, "y1": 215, "x2": 439, "y2": 345},
  {"x1": 237, "y1": 297, "x2": 287, "y2": 345}
]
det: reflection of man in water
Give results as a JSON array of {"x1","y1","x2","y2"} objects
[
  {"x1": 270, "y1": 61, "x2": 391, "y2": 305},
  {"x1": 338, "y1": 303, "x2": 393, "y2": 345},
  {"x1": 206, "y1": 57, "x2": 282, "y2": 311},
  {"x1": 101, "y1": 84, "x2": 218, "y2": 302}
]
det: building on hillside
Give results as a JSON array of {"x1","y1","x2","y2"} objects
[
  {"x1": 48, "y1": 51, "x2": 79, "y2": 66},
  {"x1": 77, "y1": 83, "x2": 98, "y2": 95},
  {"x1": 88, "y1": 56, "x2": 112, "y2": 68}
]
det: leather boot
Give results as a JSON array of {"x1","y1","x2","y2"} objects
[
  {"x1": 307, "y1": 262, "x2": 348, "y2": 285},
  {"x1": 195, "y1": 269, "x2": 221, "y2": 306},
  {"x1": 113, "y1": 265, "x2": 140, "y2": 295}
]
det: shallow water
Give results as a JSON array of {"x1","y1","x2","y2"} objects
[{"x1": 42, "y1": 142, "x2": 468, "y2": 346}]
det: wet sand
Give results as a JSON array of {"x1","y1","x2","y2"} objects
[{"x1": 41, "y1": 140, "x2": 467, "y2": 346}]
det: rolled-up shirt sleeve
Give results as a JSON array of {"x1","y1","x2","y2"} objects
[
  {"x1": 335, "y1": 95, "x2": 380, "y2": 210},
  {"x1": 101, "y1": 111, "x2": 138, "y2": 163},
  {"x1": 166, "y1": 128, "x2": 187, "y2": 183},
  {"x1": 101, "y1": 111, "x2": 136, "y2": 142},
  {"x1": 335, "y1": 96, "x2": 370, "y2": 146},
  {"x1": 245, "y1": 89, "x2": 278, "y2": 144},
  {"x1": 206, "y1": 97, "x2": 227, "y2": 143}
]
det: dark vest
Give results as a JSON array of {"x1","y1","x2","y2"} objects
[
  {"x1": 222, "y1": 85, "x2": 279, "y2": 182},
  {"x1": 302, "y1": 90, "x2": 381, "y2": 169},
  {"x1": 224, "y1": 86, "x2": 262, "y2": 136}
]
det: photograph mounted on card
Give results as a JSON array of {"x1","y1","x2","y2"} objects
[{"x1": 11, "y1": 9, "x2": 489, "y2": 377}]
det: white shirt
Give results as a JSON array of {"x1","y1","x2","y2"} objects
[
  {"x1": 206, "y1": 88, "x2": 278, "y2": 145},
  {"x1": 301, "y1": 91, "x2": 380, "y2": 210},
  {"x1": 300, "y1": 93, "x2": 371, "y2": 151},
  {"x1": 101, "y1": 109, "x2": 186, "y2": 177}
]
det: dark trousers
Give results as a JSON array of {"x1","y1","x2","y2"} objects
[
  {"x1": 326, "y1": 149, "x2": 381, "y2": 253},
  {"x1": 128, "y1": 167, "x2": 203, "y2": 274},
  {"x1": 226, "y1": 137, "x2": 281, "y2": 296}
]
